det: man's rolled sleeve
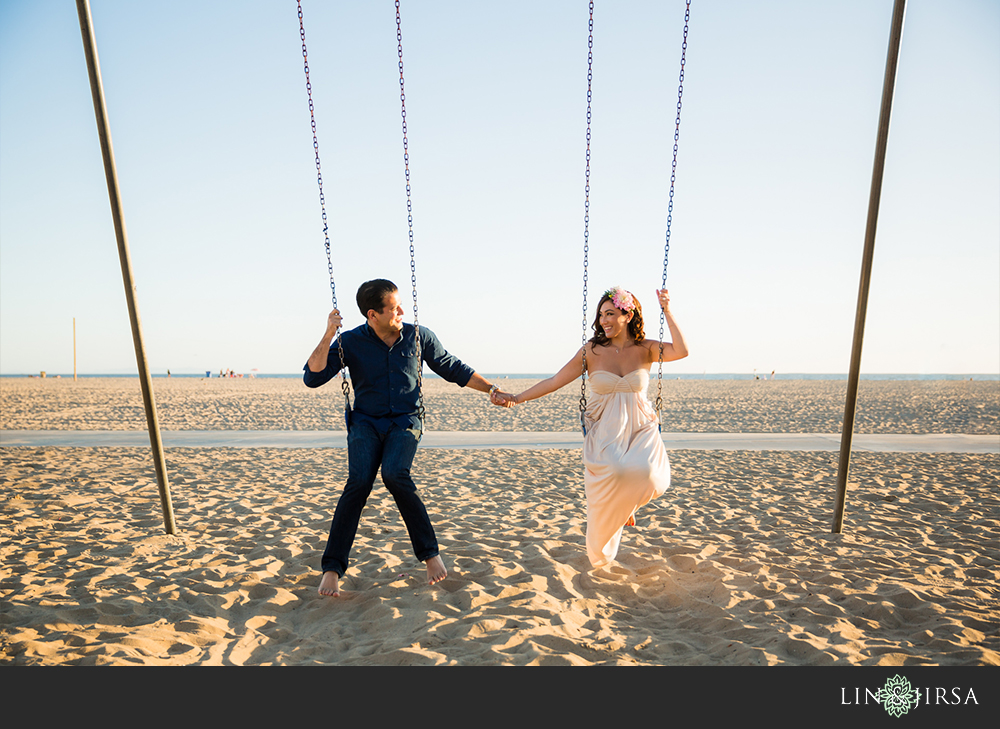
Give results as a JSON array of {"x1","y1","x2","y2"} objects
[
  {"x1": 419, "y1": 326, "x2": 474, "y2": 387},
  {"x1": 303, "y1": 346, "x2": 344, "y2": 388}
]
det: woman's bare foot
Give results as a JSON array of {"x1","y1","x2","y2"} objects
[
  {"x1": 425, "y1": 555, "x2": 447, "y2": 585},
  {"x1": 318, "y1": 570, "x2": 341, "y2": 597}
]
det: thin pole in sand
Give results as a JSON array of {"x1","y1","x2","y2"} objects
[
  {"x1": 73, "y1": 317, "x2": 77, "y2": 381},
  {"x1": 833, "y1": 0, "x2": 906, "y2": 534},
  {"x1": 75, "y1": 0, "x2": 177, "y2": 535}
]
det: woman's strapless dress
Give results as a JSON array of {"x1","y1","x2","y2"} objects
[{"x1": 582, "y1": 368, "x2": 670, "y2": 567}]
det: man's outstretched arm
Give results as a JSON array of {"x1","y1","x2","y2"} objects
[{"x1": 464, "y1": 372, "x2": 496, "y2": 394}]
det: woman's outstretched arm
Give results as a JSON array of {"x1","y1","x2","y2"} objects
[{"x1": 492, "y1": 347, "x2": 586, "y2": 406}]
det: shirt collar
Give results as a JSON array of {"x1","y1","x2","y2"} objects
[{"x1": 362, "y1": 321, "x2": 409, "y2": 349}]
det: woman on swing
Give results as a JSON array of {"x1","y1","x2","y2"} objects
[{"x1": 491, "y1": 287, "x2": 688, "y2": 568}]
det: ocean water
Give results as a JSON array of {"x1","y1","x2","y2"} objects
[{"x1": 6, "y1": 372, "x2": 998, "y2": 381}]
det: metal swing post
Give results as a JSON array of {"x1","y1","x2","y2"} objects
[
  {"x1": 76, "y1": 0, "x2": 176, "y2": 535},
  {"x1": 832, "y1": 0, "x2": 907, "y2": 533}
]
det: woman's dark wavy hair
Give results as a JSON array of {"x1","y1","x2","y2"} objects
[{"x1": 590, "y1": 291, "x2": 645, "y2": 348}]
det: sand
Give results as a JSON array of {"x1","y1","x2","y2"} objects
[
  {"x1": 1, "y1": 376, "x2": 998, "y2": 665},
  {"x1": 3, "y1": 375, "x2": 998, "y2": 434}
]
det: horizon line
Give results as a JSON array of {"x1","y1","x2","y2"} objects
[{"x1": 4, "y1": 372, "x2": 998, "y2": 380}]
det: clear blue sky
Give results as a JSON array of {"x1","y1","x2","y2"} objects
[{"x1": 1, "y1": 0, "x2": 997, "y2": 376}]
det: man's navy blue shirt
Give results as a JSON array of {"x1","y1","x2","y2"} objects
[{"x1": 303, "y1": 322, "x2": 474, "y2": 432}]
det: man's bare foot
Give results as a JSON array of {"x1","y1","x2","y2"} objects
[
  {"x1": 425, "y1": 555, "x2": 447, "y2": 585},
  {"x1": 318, "y1": 570, "x2": 341, "y2": 597}
]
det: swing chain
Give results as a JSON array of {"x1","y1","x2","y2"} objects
[
  {"x1": 579, "y1": 0, "x2": 594, "y2": 432},
  {"x1": 655, "y1": 0, "x2": 690, "y2": 418},
  {"x1": 396, "y1": 0, "x2": 424, "y2": 425},
  {"x1": 298, "y1": 0, "x2": 350, "y2": 406}
]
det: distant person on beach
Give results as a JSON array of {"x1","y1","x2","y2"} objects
[
  {"x1": 491, "y1": 287, "x2": 688, "y2": 568},
  {"x1": 305, "y1": 278, "x2": 503, "y2": 597}
]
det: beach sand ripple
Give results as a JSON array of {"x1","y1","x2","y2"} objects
[{"x1": 3, "y1": 446, "x2": 996, "y2": 666}]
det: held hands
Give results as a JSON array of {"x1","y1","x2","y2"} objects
[{"x1": 490, "y1": 389, "x2": 517, "y2": 408}]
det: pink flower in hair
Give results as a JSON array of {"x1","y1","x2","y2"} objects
[{"x1": 605, "y1": 286, "x2": 635, "y2": 312}]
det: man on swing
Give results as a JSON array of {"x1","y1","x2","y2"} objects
[{"x1": 305, "y1": 278, "x2": 501, "y2": 597}]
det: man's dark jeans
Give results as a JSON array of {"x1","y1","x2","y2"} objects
[{"x1": 320, "y1": 419, "x2": 438, "y2": 577}]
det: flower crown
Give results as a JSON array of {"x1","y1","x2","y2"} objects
[{"x1": 604, "y1": 286, "x2": 636, "y2": 312}]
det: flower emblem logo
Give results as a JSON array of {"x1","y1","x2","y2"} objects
[{"x1": 880, "y1": 675, "x2": 919, "y2": 717}]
